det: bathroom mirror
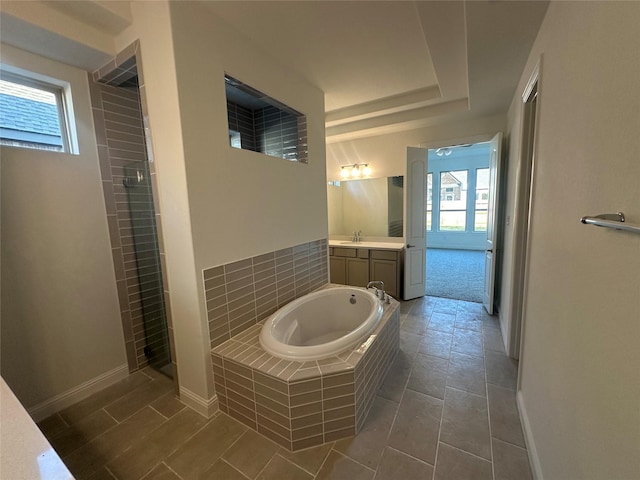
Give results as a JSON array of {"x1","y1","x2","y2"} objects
[{"x1": 328, "y1": 176, "x2": 404, "y2": 237}]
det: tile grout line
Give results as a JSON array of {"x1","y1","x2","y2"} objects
[
  {"x1": 484, "y1": 337, "x2": 497, "y2": 480},
  {"x1": 161, "y1": 461, "x2": 186, "y2": 480},
  {"x1": 219, "y1": 457, "x2": 252, "y2": 480},
  {"x1": 439, "y1": 440, "x2": 494, "y2": 464},
  {"x1": 430, "y1": 297, "x2": 455, "y2": 480}
]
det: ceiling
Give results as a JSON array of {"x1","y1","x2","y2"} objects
[{"x1": 0, "y1": 1, "x2": 549, "y2": 143}]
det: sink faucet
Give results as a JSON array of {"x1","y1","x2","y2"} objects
[{"x1": 352, "y1": 230, "x2": 362, "y2": 242}]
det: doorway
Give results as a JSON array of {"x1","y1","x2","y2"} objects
[{"x1": 425, "y1": 142, "x2": 493, "y2": 304}]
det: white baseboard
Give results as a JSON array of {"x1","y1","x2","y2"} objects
[
  {"x1": 28, "y1": 364, "x2": 129, "y2": 422},
  {"x1": 179, "y1": 387, "x2": 218, "y2": 418},
  {"x1": 517, "y1": 390, "x2": 543, "y2": 480}
]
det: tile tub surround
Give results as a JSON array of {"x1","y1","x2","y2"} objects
[
  {"x1": 211, "y1": 291, "x2": 400, "y2": 451},
  {"x1": 203, "y1": 239, "x2": 329, "y2": 349}
]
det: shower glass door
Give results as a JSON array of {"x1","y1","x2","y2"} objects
[{"x1": 124, "y1": 161, "x2": 172, "y2": 377}]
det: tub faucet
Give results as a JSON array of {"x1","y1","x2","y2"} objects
[{"x1": 367, "y1": 281, "x2": 386, "y2": 301}]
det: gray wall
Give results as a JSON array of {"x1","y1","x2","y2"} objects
[
  {"x1": 501, "y1": 2, "x2": 640, "y2": 478},
  {"x1": 0, "y1": 44, "x2": 127, "y2": 412}
]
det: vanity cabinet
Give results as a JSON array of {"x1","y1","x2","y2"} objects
[
  {"x1": 329, "y1": 247, "x2": 370, "y2": 287},
  {"x1": 329, "y1": 246, "x2": 403, "y2": 298}
]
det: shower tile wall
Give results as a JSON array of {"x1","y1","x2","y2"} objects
[
  {"x1": 203, "y1": 239, "x2": 329, "y2": 349},
  {"x1": 89, "y1": 43, "x2": 176, "y2": 385},
  {"x1": 226, "y1": 101, "x2": 308, "y2": 163}
]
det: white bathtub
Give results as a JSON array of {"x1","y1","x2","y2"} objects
[{"x1": 259, "y1": 286, "x2": 384, "y2": 361}]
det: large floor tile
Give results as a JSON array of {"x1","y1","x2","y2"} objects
[
  {"x1": 427, "y1": 312, "x2": 456, "y2": 334},
  {"x1": 433, "y1": 298, "x2": 459, "y2": 315},
  {"x1": 451, "y1": 328, "x2": 484, "y2": 357},
  {"x1": 278, "y1": 442, "x2": 334, "y2": 476},
  {"x1": 37, "y1": 413, "x2": 68, "y2": 438},
  {"x1": 399, "y1": 331, "x2": 422, "y2": 358},
  {"x1": 485, "y1": 350, "x2": 518, "y2": 389},
  {"x1": 141, "y1": 463, "x2": 182, "y2": 480},
  {"x1": 418, "y1": 330, "x2": 452, "y2": 359},
  {"x1": 333, "y1": 396, "x2": 398, "y2": 469},
  {"x1": 107, "y1": 408, "x2": 209, "y2": 480},
  {"x1": 60, "y1": 372, "x2": 150, "y2": 424},
  {"x1": 63, "y1": 406, "x2": 166, "y2": 479},
  {"x1": 492, "y1": 438, "x2": 533, "y2": 480},
  {"x1": 200, "y1": 459, "x2": 250, "y2": 480},
  {"x1": 377, "y1": 350, "x2": 414, "y2": 403},
  {"x1": 222, "y1": 428, "x2": 280, "y2": 478},
  {"x1": 387, "y1": 389, "x2": 442, "y2": 464},
  {"x1": 487, "y1": 384, "x2": 525, "y2": 447},
  {"x1": 406, "y1": 354, "x2": 448, "y2": 400},
  {"x1": 315, "y1": 450, "x2": 375, "y2": 480},
  {"x1": 374, "y1": 447, "x2": 434, "y2": 480},
  {"x1": 165, "y1": 413, "x2": 247, "y2": 479},
  {"x1": 482, "y1": 326, "x2": 506, "y2": 353},
  {"x1": 446, "y1": 351, "x2": 486, "y2": 396},
  {"x1": 400, "y1": 314, "x2": 429, "y2": 336},
  {"x1": 104, "y1": 377, "x2": 174, "y2": 422},
  {"x1": 150, "y1": 391, "x2": 185, "y2": 419},
  {"x1": 434, "y1": 442, "x2": 492, "y2": 480},
  {"x1": 49, "y1": 408, "x2": 116, "y2": 457},
  {"x1": 257, "y1": 455, "x2": 313, "y2": 480},
  {"x1": 454, "y1": 310, "x2": 483, "y2": 332},
  {"x1": 440, "y1": 387, "x2": 491, "y2": 460}
]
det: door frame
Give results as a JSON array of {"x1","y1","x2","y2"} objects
[{"x1": 514, "y1": 58, "x2": 542, "y2": 366}]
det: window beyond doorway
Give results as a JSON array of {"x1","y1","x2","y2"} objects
[{"x1": 426, "y1": 142, "x2": 491, "y2": 249}]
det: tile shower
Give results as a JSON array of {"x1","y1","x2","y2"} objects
[{"x1": 89, "y1": 42, "x2": 176, "y2": 382}]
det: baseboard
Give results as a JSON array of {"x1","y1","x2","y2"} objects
[
  {"x1": 28, "y1": 364, "x2": 129, "y2": 422},
  {"x1": 517, "y1": 390, "x2": 543, "y2": 480},
  {"x1": 179, "y1": 387, "x2": 218, "y2": 418}
]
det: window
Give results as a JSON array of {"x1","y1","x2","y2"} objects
[
  {"x1": 225, "y1": 74, "x2": 308, "y2": 163},
  {"x1": 439, "y1": 170, "x2": 467, "y2": 231},
  {"x1": 474, "y1": 168, "x2": 490, "y2": 231},
  {"x1": 0, "y1": 72, "x2": 71, "y2": 152}
]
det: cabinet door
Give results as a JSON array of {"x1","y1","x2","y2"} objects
[
  {"x1": 346, "y1": 258, "x2": 369, "y2": 287},
  {"x1": 330, "y1": 256, "x2": 347, "y2": 285},
  {"x1": 370, "y1": 258, "x2": 398, "y2": 298}
]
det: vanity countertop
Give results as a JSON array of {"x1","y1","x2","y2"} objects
[
  {"x1": 329, "y1": 240, "x2": 404, "y2": 251},
  {"x1": 1, "y1": 378, "x2": 73, "y2": 480}
]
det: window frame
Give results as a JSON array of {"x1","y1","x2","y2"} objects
[{"x1": 0, "y1": 70, "x2": 73, "y2": 153}]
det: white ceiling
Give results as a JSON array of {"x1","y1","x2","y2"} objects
[
  {"x1": 205, "y1": 1, "x2": 549, "y2": 142},
  {"x1": 1, "y1": 0, "x2": 549, "y2": 142}
]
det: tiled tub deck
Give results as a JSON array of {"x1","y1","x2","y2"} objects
[{"x1": 211, "y1": 294, "x2": 400, "y2": 451}]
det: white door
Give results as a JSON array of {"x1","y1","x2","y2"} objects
[
  {"x1": 404, "y1": 147, "x2": 428, "y2": 300},
  {"x1": 483, "y1": 132, "x2": 503, "y2": 314}
]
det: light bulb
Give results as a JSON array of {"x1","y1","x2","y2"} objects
[
  {"x1": 351, "y1": 165, "x2": 360, "y2": 177},
  {"x1": 340, "y1": 167, "x2": 349, "y2": 178},
  {"x1": 363, "y1": 165, "x2": 372, "y2": 176}
]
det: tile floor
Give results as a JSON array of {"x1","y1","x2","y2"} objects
[{"x1": 37, "y1": 296, "x2": 532, "y2": 480}]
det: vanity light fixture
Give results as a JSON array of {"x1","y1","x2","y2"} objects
[
  {"x1": 340, "y1": 163, "x2": 372, "y2": 178},
  {"x1": 435, "y1": 147, "x2": 452, "y2": 157}
]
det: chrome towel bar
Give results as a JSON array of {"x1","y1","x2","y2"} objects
[{"x1": 580, "y1": 212, "x2": 640, "y2": 234}]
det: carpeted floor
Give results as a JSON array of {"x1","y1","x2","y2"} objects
[{"x1": 426, "y1": 248, "x2": 485, "y2": 303}]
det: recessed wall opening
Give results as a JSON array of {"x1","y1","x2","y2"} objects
[{"x1": 224, "y1": 74, "x2": 308, "y2": 163}]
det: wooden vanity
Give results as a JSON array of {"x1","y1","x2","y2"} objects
[{"x1": 328, "y1": 241, "x2": 404, "y2": 298}]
